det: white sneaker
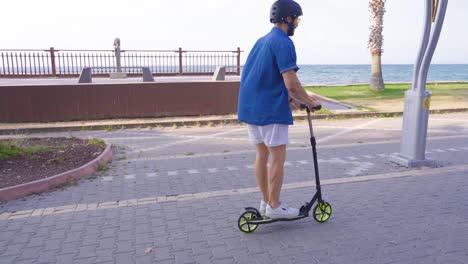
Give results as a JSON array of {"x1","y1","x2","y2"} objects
[
  {"x1": 265, "y1": 203, "x2": 299, "y2": 219},
  {"x1": 259, "y1": 200, "x2": 267, "y2": 215}
]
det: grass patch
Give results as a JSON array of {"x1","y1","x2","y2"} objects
[
  {"x1": 0, "y1": 140, "x2": 49, "y2": 160},
  {"x1": 97, "y1": 164, "x2": 109, "y2": 171},
  {"x1": 315, "y1": 107, "x2": 333, "y2": 115},
  {"x1": 306, "y1": 83, "x2": 409, "y2": 101},
  {"x1": 0, "y1": 141, "x2": 21, "y2": 160},
  {"x1": 185, "y1": 152, "x2": 195, "y2": 156},
  {"x1": 104, "y1": 125, "x2": 114, "y2": 132},
  {"x1": 378, "y1": 113, "x2": 394, "y2": 118},
  {"x1": 306, "y1": 82, "x2": 468, "y2": 112},
  {"x1": 355, "y1": 105, "x2": 379, "y2": 112},
  {"x1": 87, "y1": 138, "x2": 106, "y2": 148},
  {"x1": 306, "y1": 82, "x2": 468, "y2": 101},
  {"x1": 24, "y1": 146, "x2": 49, "y2": 156}
]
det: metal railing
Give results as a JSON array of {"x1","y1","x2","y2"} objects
[{"x1": 0, "y1": 47, "x2": 242, "y2": 78}]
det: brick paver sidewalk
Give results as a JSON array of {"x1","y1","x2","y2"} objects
[{"x1": 1, "y1": 114, "x2": 467, "y2": 264}]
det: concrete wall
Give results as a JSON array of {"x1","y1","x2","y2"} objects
[{"x1": 0, "y1": 81, "x2": 240, "y2": 123}]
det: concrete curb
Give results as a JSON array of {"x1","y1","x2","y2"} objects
[
  {"x1": 0, "y1": 145, "x2": 113, "y2": 201},
  {"x1": 0, "y1": 108, "x2": 468, "y2": 135}
]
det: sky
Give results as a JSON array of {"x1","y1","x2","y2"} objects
[{"x1": 1, "y1": 0, "x2": 467, "y2": 65}]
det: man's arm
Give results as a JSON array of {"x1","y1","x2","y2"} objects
[{"x1": 282, "y1": 70, "x2": 320, "y2": 109}]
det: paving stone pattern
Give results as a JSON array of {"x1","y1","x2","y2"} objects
[{"x1": 1, "y1": 114, "x2": 468, "y2": 263}]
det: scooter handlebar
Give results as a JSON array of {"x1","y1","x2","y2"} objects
[{"x1": 300, "y1": 104, "x2": 322, "y2": 111}]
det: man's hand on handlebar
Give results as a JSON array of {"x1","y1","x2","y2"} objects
[
  {"x1": 289, "y1": 95, "x2": 321, "y2": 112},
  {"x1": 300, "y1": 103, "x2": 322, "y2": 111}
]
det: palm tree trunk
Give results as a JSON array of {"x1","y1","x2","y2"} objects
[
  {"x1": 370, "y1": 51, "x2": 384, "y2": 90},
  {"x1": 368, "y1": 0, "x2": 386, "y2": 90}
]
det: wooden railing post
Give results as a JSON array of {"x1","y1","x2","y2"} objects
[
  {"x1": 236, "y1": 47, "x2": 241, "y2": 76},
  {"x1": 178, "y1": 47, "x2": 183, "y2": 75},
  {"x1": 49, "y1": 47, "x2": 57, "y2": 77}
]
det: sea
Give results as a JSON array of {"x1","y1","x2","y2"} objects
[{"x1": 296, "y1": 64, "x2": 468, "y2": 86}]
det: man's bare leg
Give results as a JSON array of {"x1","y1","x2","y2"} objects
[
  {"x1": 267, "y1": 144, "x2": 287, "y2": 208},
  {"x1": 255, "y1": 143, "x2": 270, "y2": 202}
]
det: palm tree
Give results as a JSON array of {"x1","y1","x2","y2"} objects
[{"x1": 368, "y1": 0, "x2": 386, "y2": 90}]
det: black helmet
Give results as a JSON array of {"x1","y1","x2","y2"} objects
[{"x1": 270, "y1": 0, "x2": 303, "y2": 23}]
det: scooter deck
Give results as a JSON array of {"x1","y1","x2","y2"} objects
[{"x1": 248, "y1": 214, "x2": 307, "y2": 224}]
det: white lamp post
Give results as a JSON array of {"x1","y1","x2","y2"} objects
[{"x1": 390, "y1": 0, "x2": 448, "y2": 168}]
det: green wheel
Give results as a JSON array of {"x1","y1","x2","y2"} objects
[
  {"x1": 313, "y1": 201, "x2": 332, "y2": 223},
  {"x1": 238, "y1": 210, "x2": 260, "y2": 233}
]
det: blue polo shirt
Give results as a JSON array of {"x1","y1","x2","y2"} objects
[{"x1": 238, "y1": 27, "x2": 299, "y2": 126}]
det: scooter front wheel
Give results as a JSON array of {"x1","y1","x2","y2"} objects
[
  {"x1": 238, "y1": 210, "x2": 260, "y2": 233},
  {"x1": 313, "y1": 202, "x2": 332, "y2": 223}
]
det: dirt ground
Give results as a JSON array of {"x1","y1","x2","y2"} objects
[{"x1": 0, "y1": 138, "x2": 105, "y2": 189}]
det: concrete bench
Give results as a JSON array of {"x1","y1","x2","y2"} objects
[
  {"x1": 78, "y1": 67, "x2": 154, "y2": 83},
  {"x1": 212, "y1": 66, "x2": 226, "y2": 81}
]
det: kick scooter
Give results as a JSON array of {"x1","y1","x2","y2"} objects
[{"x1": 237, "y1": 104, "x2": 332, "y2": 233}]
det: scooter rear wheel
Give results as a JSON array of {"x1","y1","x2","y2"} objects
[
  {"x1": 313, "y1": 202, "x2": 332, "y2": 223},
  {"x1": 238, "y1": 210, "x2": 260, "y2": 233}
]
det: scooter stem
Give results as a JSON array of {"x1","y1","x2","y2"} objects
[
  {"x1": 306, "y1": 107, "x2": 322, "y2": 201},
  {"x1": 306, "y1": 108, "x2": 315, "y2": 138}
]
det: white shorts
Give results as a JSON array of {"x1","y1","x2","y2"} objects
[{"x1": 247, "y1": 124, "x2": 289, "y2": 147}]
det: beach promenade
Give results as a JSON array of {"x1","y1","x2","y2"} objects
[{"x1": 1, "y1": 111, "x2": 467, "y2": 263}]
